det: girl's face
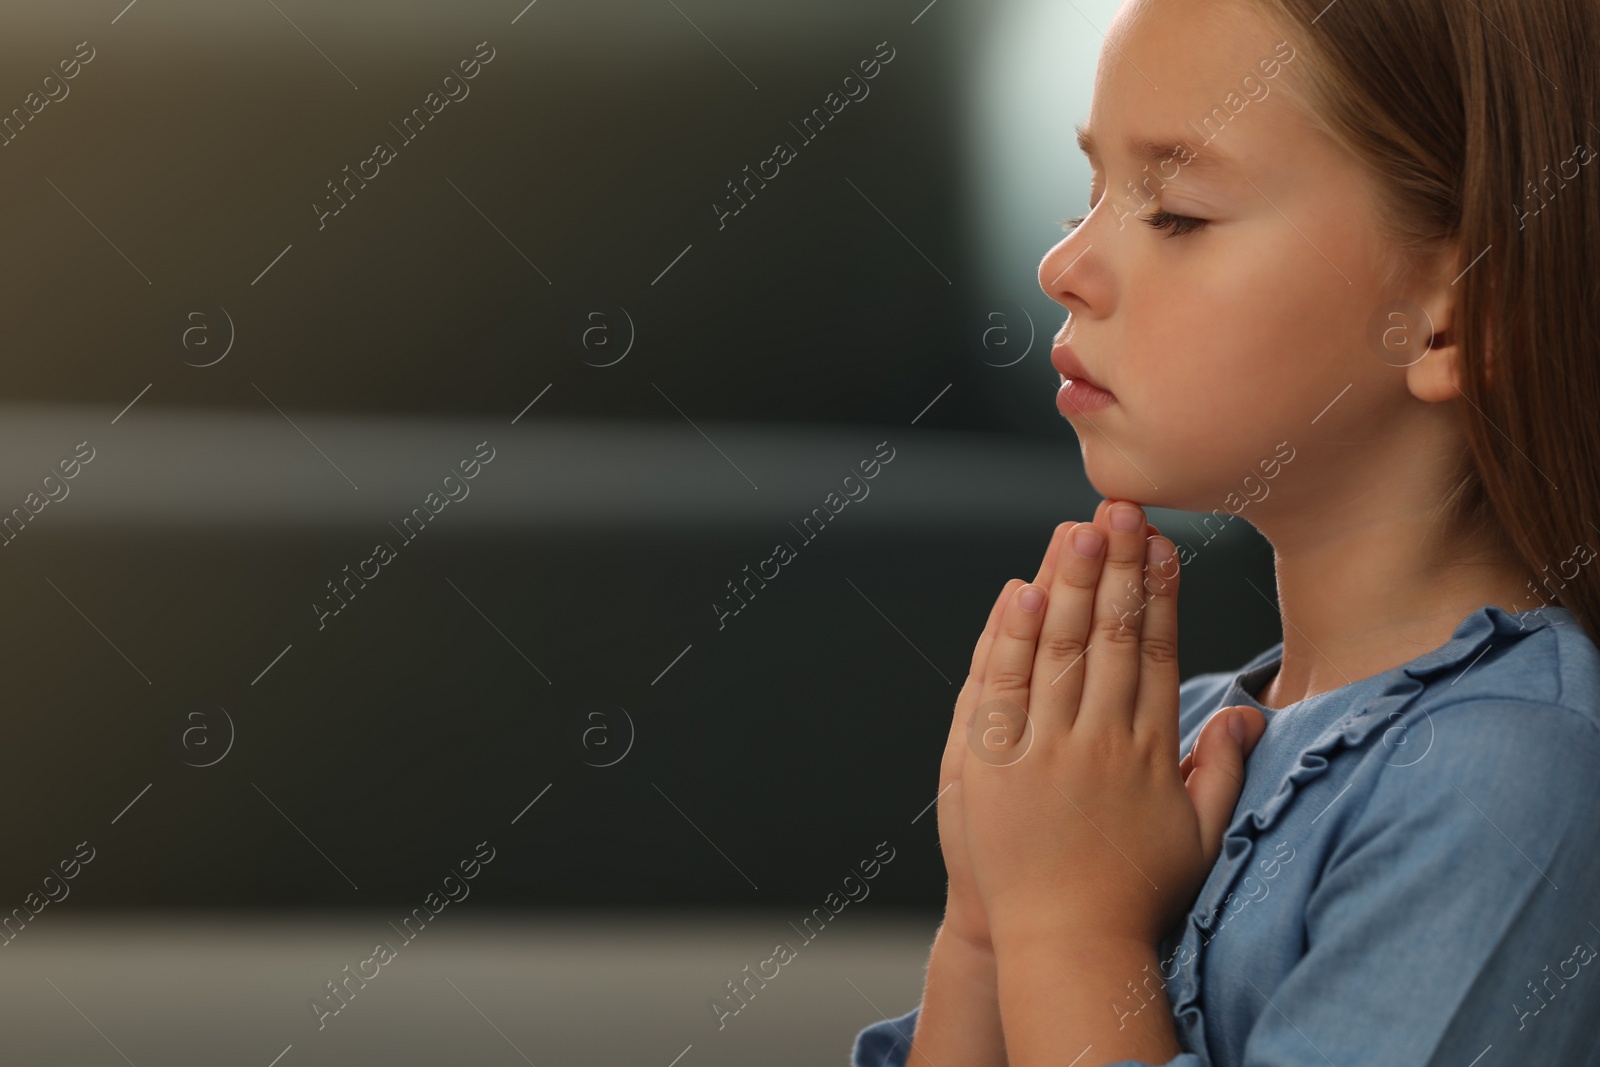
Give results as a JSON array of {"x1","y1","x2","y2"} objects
[{"x1": 1041, "y1": 0, "x2": 1430, "y2": 519}]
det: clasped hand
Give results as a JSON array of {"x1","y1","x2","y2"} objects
[{"x1": 935, "y1": 499, "x2": 1267, "y2": 955}]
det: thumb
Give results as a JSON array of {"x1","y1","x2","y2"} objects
[{"x1": 1185, "y1": 705, "x2": 1268, "y2": 869}]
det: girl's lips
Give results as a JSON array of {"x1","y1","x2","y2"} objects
[
  {"x1": 1056, "y1": 378, "x2": 1117, "y2": 415},
  {"x1": 1049, "y1": 344, "x2": 1112, "y2": 395}
]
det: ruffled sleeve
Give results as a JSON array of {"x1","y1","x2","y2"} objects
[
  {"x1": 849, "y1": 1004, "x2": 1208, "y2": 1065},
  {"x1": 850, "y1": 1006, "x2": 919, "y2": 1066}
]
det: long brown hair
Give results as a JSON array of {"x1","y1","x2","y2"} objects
[{"x1": 1248, "y1": 0, "x2": 1600, "y2": 647}]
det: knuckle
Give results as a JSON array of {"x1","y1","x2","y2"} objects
[
  {"x1": 1106, "y1": 558, "x2": 1146, "y2": 590},
  {"x1": 1078, "y1": 723, "x2": 1124, "y2": 765},
  {"x1": 1092, "y1": 608, "x2": 1144, "y2": 648},
  {"x1": 1141, "y1": 631, "x2": 1180, "y2": 666},
  {"x1": 1000, "y1": 616, "x2": 1036, "y2": 644},
  {"x1": 986, "y1": 663, "x2": 1033, "y2": 693},
  {"x1": 1059, "y1": 561, "x2": 1102, "y2": 591},
  {"x1": 1134, "y1": 729, "x2": 1168, "y2": 768},
  {"x1": 1036, "y1": 627, "x2": 1089, "y2": 664}
]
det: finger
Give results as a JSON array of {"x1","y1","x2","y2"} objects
[
  {"x1": 1091, "y1": 497, "x2": 1160, "y2": 539},
  {"x1": 944, "y1": 579, "x2": 1027, "y2": 792},
  {"x1": 1037, "y1": 510, "x2": 1156, "y2": 591},
  {"x1": 1037, "y1": 509, "x2": 1152, "y2": 601},
  {"x1": 1179, "y1": 750, "x2": 1195, "y2": 781},
  {"x1": 1186, "y1": 706, "x2": 1269, "y2": 868},
  {"x1": 1077, "y1": 500, "x2": 1153, "y2": 735},
  {"x1": 970, "y1": 579, "x2": 1025, "y2": 680},
  {"x1": 1131, "y1": 532, "x2": 1182, "y2": 748},
  {"x1": 974, "y1": 581, "x2": 1051, "y2": 758},
  {"x1": 1029, "y1": 519, "x2": 1109, "y2": 731},
  {"x1": 1032, "y1": 522, "x2": 1078, "y2": 589},
  {"x1": 950, "y1": 579, "x2": 1026, "y2": 750}
]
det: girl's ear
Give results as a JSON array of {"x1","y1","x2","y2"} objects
[
  {"x1": 1401, "y1": 245, "x2": 1493, "y2": 402},
  {"x1": 1402, "y1": 314, "x2": 1460, "y2": 403},
  {"x1": 1404, "y1": 309, "x2": 1494, "y2": 402}
]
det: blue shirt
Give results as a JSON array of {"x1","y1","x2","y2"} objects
[{"x1": 852, "y1": 603, "x2": 1600, "y2": 1066}]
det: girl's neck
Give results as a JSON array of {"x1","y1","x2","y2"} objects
[{"x1": 1254, "y1": 535, "x2": 1537, "y2": 712}]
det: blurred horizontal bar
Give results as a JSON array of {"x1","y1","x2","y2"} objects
[
  {"x1": 0, "y1": 909, "x2": 936, "y2": 1066},
  {"x1": 0, "y1": 404, "x2": 1240, "y2": 535}
]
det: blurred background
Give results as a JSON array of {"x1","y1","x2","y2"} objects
[{"x1": 0, "y1": 0, "x2": 1279, "y2": 1062}]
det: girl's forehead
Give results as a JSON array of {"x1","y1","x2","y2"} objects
[
  {"x1": 1088, "y1": 3, "x2": 1319, "y2": 187},
  {"x1": 1100, "y1": 0, "x2": 1290, "y2": 105}
]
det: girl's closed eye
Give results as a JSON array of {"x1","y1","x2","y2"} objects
[
  {"x1": 1058, "y1": 208, "x2": 1210, "y2": 237},
  {"x1": 1139, "y1": 207, "x2": 1208, "y2": 238}
]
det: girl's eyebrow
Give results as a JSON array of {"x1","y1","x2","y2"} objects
[{"x1": 1074, "y1": 121, "x2": 1240, "y2": 176}]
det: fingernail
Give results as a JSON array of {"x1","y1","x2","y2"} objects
[
  {"x1": 1111, "y1": 504, "x2": 1143, "y2": 532},
  {"x1": 1072, "y1": 525, "x2": 1105, "y2": 558},
  {"x1": 1228, "y1": 710, "x2": 1245, "y2": 743},
  {"x1": 1146, "y1": 536, "x2": 1175, "y2": 566},
  {"x1": 1018, "y1": 585, "x2": 1045, "y2": 612}
]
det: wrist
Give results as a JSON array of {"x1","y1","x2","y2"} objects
[
  {"x1": 995, "y1": 928, "x2": 1160, "y2": 968},
  {"x1": 927, "y1": 924, "x2": 1002, "y2": 1014},
  {"x1": 912, "y1": 921, "x2": 1008, "y2": 1067},
  {"x1": 936, "y1": 918, "x2": 997, "y2": 962},
  {"x1": 994, "y1": 930, "x2": 1167, "y2": 1022},
  {"x1": 992, "y1": 933, "x2": 1180, "y2": 1064},
  {"x1": 988, "y1": 895, "x2": 1155, "y2": 955}
]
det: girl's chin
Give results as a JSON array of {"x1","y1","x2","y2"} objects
[
  {"x1": 1077, "y1": 449, "x2": 1146, "y2": 502},
  {"x1": 1078, "y1": 460, "x2": 1185, "y2": 517}
]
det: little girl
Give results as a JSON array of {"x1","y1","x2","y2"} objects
[{"x1": 853, "y1": 0, "x2": 1600, "y2": 1063}]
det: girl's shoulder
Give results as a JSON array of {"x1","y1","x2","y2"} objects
[
  {"x1": 1173, "y1": 602, "x2": 1600, "y2": 871},
  {"x1": 1376, "y1": 602, "x2": 1600, "y2": 758},
  {"x1": 1168, "y1": 605, "x2": 1600, "y2": 1067},
  {"x1": 1203, "y1": 602, "x2": 1600, "y2": 872},
  {"x1": 1438, "y1": 603, "x2": 1599, "y2": 717},
  {"x1": 1178, "y1": 602, "x2": 1600, "y2": 747}
]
